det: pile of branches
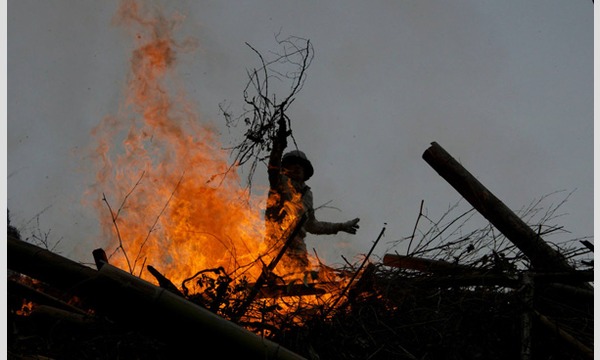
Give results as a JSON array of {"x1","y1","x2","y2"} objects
[
  {"x1": 7, "y1": 143, "x2": 594, "y2": 360},
  {"x1": 275, "y1": 243, "x2": 592, "y2": 360},
  {"x1": 7, "y1": 186, "x2": 593, "y2": 360},
  {"x1": 268, "y1": 156, "x2": 594, "y2": 359}
]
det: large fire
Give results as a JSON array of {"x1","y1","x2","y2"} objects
[
  {"x1": 89, "y1": 0, "x2": 270, "y2": 286},
  {"x1": 87, "y1": 0, "x2": 342, "y2": 317}
]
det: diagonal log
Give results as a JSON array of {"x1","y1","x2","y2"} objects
[{"x1": 422, "y1": 142, "x2": 577, "y2": 274}]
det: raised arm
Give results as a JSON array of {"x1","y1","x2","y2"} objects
[{"x1": 267, "y1": 113, "x2": 288, "y2": 190}]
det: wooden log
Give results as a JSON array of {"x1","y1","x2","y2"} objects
[
  {"x1": 7, "y1": 236, "x2": 307, "y2": 360},
  {"x1": 383, "y1": 253, "x2": 476, "y2": 274},
  {"x1": 529, "y1": 270, "x2": 593, "y2": 283},
  {"x1": 544, "y1": 283, "x2": 594, "y2": 301},
  {"x1": 422, "y1": 142, "x2": 576, "y2": 273},
  {"x1": 8, "y1": 235, "x2": 99, "y2": 289},
  {"x1": 534, "y1": 311, "x2": 593, "y2": 360}
]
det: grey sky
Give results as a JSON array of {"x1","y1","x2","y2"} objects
[{"x1": 7, "y1": 1, "x2": 593, "y2": 266}]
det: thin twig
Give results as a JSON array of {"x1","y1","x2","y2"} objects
[
  {"x1": 325, "y1": 226, "x2": 386, "y2": 317},
  {"x1": 102, "y1": 193, "x2": 132, "y2": 273},
  {"x1": 406, "y1": 199, "x2": 424, "y2": 255},
  {"x1": 133, "y1": 172, "x2": 185, "y2": 272}
]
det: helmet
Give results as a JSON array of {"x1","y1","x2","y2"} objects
[{"x1": 282, "y1": 150, "x2": 314, "y2": 181}]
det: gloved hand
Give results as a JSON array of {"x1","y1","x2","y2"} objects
[{"x1": 339, "y1": 218, "x2": 360, "y2": 234}]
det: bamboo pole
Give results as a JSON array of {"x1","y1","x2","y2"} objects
[
  {"x1": 383, "y1": 253, "x2": 476, "y2": 274},
  {"x1": 8, "y1": 235, "x2": 98, "y2": 289},
  {"x1": 7, "y1": 236, "x2": 307, "y2": 360},
  {"x1": 91, "y1": 264, "x2": 307, "y2": 360},
  {"x1": 422, "y1": 142, "x2": 575, "y2": 273},
  {"x1": 534, "y1": 311, "x2": 593, "y2": 360}
]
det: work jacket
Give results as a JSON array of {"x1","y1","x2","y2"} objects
[{"x1": 266, "y1": 174, "x2": 342, "y2": 268}]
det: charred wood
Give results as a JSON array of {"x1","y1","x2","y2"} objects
[{"x1": 147, "y1": 265, "x2": 184, "y2": 297}]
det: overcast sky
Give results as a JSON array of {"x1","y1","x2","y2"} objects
[{"x1": 7, "y1": 1, "x2": 593, "y2": 267}]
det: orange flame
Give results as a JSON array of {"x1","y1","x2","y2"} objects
[
  {"x1": 87, "y1": 2, "x2": 347, "y2": 324},
  {"x1": 89, "y1": 0, "x2": 268, "y2": 286}
]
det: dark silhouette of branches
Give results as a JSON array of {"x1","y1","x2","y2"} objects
[
  {"x1": 221, "y1": 35, "x2": 314, "y2": 191},
  {"x1": 387, "y1": 189, "x2": 592, "y2": 272}
]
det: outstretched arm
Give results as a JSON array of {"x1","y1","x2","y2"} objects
[{"x1": 303, "y1": 190, "x2": 360, "y2": 235}]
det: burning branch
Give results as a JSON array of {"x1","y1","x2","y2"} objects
[
  {"x1": 132, "y1": 172, "x2": 184, "y2": 274},
  {"x1": 101, "y1": 170, "x2": 145, "y2": 273},
  {"x1": 231, "y1": 214, "x2": 308, "y2": 322},
  {"x1": 102, "y1": 193, "x2": 133, "y2": 273}
]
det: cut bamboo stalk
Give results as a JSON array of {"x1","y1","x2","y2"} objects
[
  {"x1": 30, "y1": 305, "x2": 97, "y2": 327},
  {"x1": 383, "y1": 253, "x2": 476, "y2": 274},
  {"x1": 8, "y1": 235, "x2": 99, "y2": 289},
  {"x1": 534, "y1": 311, "x2": 593, "y2": 360},
  {"x1": 91, "y1": 263, "x2": 307, "y2": 360},
  {"x1": 8, "y1": 235, "x2": 306, "y2": 360}
]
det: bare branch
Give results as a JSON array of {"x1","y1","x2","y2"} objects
[{"x1": 220, "y1": 35, "x2": 314, "y2": 193}]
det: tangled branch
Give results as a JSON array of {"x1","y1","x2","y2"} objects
[{"x1": 221, "y1": 35, "x2": 314, "y2": 191}]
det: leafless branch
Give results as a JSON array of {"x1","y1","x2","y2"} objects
[{"x1": 220, "y1": 35, "x2": 314, "y2": 193}]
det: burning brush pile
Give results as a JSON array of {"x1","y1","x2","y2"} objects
[
  {"x1": 7, "y1": 141, "x2": 595, "y2": 360},
  {"x1": 8, "y1": 1, "x2": 593, "y2": 359},
  {"x1": 7, "y1": 184, "x2": 594, "y2": 360}
]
